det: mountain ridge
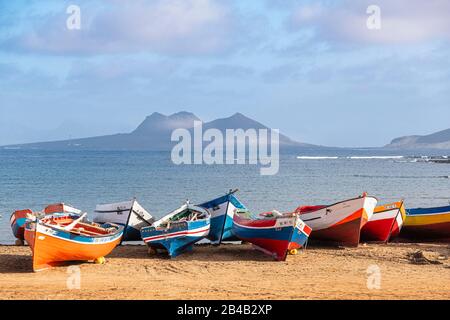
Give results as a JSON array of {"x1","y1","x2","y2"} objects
[
  {"x1": 385, "y1": 128, "x2": 450, "y2": 149},
  {"x1": 2, "y1": 112, "x2": 318, "y2": 151}
]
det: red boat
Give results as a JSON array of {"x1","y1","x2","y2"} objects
[
  {"x1": 292, "y1": 194, "x2": 378, "y2": 247},
  {"x1": 360, "y1": 201, "x2": 406, "y2": 242}
]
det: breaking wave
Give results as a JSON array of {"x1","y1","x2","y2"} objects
[
  {"x1": 347, "y1": 156, "x2": 404, "y2": 160},
  {"x1": 296, "y1": 156, "x2": 339, "y2": 160}
]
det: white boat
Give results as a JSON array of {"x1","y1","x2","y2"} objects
[
  {"x1": 292, "y1": 194, "x2": 378, "y2": 246},
  {"x1": 93, "y1": 199, "x2": 154, "y2": 242}
]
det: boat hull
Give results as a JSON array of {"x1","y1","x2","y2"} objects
[
  {"x1": 24, "y1": 221, "x2": 123, "y2": 272},
  {"x1": 232, "y1": 214, "x2": 311, "y2": 261},
  {"x1": 295, "y1": 196, "x2": 377, "y2": 247},
  {"x1": 402, "y1": 206, "x2": 450, "y2": 241},
  {"x1": 361, "y1": 202, "x2": 405, "y2": 243},
  {"x1": 198, "y1": 192, "x2": 245, "y2": 244},
  {"x1": 10, "y1": 209, "x2": 32, "y2": 241},
  {"x1": 141, "y1": 219, "x2": 210, "y2": 257}
]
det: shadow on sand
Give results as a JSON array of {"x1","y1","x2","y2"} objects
[
  {"x1": 0, "y1": 253, "x2": 32, "y2": 273},
  {"x1": 109, "y1": 244, "x2": 278, "y2": 262}
]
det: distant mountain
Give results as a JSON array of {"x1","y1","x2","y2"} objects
[
  {"x1": 2, "y1": 112, "x2": 317, "y2": 151},
  {"x1": 132, "y1": 111, "x2": 200, "y2": 135},
  {"x1": 385, "y1": 128, "x2": 450, "y2": 149},
  {"x1": 202, "y1": 112, "x2": 310, "y2": 147}
]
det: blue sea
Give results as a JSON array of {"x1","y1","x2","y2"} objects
[{"x1": 0, "y1": 149, "x2": 449, "y2": 244}]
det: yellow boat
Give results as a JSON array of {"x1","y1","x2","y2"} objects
[{"x1": 402, "y1": 205, "x2": 450, "y2": 241}]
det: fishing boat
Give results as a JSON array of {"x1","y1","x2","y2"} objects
[
  {"x1": 292, "y1": 194, "x2": 377, "y2": 247},
  {"x1": 141, "y1": 201, "x2": 210, "y2": 258},
  {"x1": 360, "y1": 201, "x2": 406, "y2": 242},
  {"x1": 232, "y1": 209, "x2": 311, "y2": 261},
  {"x1": 24, "y1": 212, "x2": 123, "y2": 272},
  {"x1": 10, "y1": 203, "x2": 82, "y2": 245},
  {"x1": 401, "y1": 205, "x2": 450, "y2": 241},
  {"x1": 197, "y1": 189, "x2": 246, "y2": 244},
  {"x1": 10, "y1": 209, "x2": 33, "y2": 245},
  {"x1": 93, "y1": 199, "x2": 154, "y2": 242}
]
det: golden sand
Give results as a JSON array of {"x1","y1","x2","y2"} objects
[{"x1": 0, "y1": 243, "x2": 449, "y2": 300}]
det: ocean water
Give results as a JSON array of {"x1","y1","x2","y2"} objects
[{"x1": 0, "y1": 149, "x2": 449, "y2": 244}]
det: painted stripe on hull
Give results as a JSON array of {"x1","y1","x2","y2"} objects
[
  {"x1": 404, "y1": 212, "x2": 450, "y2": 226},
  {"x1": 142, "y1": 226, "x2": 210, "y2": 242},
  {"x1": 141, "y1": 219, "x2": 210, "y2": 257},
  {"x1": 407, "y1": 206, "x2": 450, "y2": 215}
]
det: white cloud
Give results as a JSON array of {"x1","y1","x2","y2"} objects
[
  {"x1": 7, "y1": 0, "x2": 235, "y2": 55},
  {"x1": 290, "y1": 0, "x2": 450, "y2": 44}
]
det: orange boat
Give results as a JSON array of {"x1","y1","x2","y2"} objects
[{"x1": 24, "y1": 213, "x2": 123, "y2": 272}]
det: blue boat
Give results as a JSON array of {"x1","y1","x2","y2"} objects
[
  {"x1": 141, "y1": 201, "x2": 210, "y2": 257},
  {"x1": 198, "y1": 190, "x2": 246, "y2": 244}
]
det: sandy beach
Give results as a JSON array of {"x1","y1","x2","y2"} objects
[{"x1": 0, "y1": 242, "x2": 449, "y2": 300}]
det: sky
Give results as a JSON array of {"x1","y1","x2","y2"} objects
[{"x1": 0, "y1": 0, "x2": 449, "y2": 147}]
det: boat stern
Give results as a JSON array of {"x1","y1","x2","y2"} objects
[
  {"x1": 288, "y1": 217, "x2": 312, "y2": 251},
  {"x1": 10, "y1": 209, "x2": 33, "y2": 240}
]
